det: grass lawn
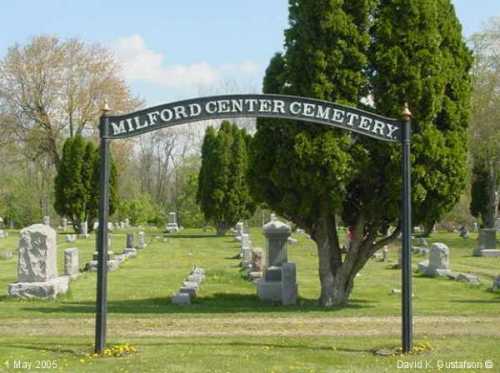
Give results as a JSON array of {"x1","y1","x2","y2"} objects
[{"x1": 0, "y1": 227, "x2": 499, "y2": 372}]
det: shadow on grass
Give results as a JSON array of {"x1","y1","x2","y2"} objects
[
  {"x1": 1, "y1": 343, "x2": 83, "y2": 355},
  {"x1": 21, "y1": 293, "x2": 375, "y2": 315},
  {"x1": 164, "y1": 234, "x2": 221, "y2": 239},
  {"x1": 449, "y1": 299, "x2": 500, "y2": 304},
  {"x1": 1, "y1": 339, "x2": 374, "y2": 355}
]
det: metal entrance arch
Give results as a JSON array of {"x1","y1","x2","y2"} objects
[{"x1": 94, "y1": 94, "x2": 413, "y2": 353}]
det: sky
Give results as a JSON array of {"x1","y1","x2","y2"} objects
[{"x1": 1, "y1": 0, "x2": 499, "y2": 106}]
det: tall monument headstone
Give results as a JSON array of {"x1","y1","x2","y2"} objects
[
  {"x1": 8, "y1": 224, "x2": 69, "y2": 298},
  {"x1": 256, "y1": 219, "x2": 298, "y2": 305},
  {"x1": 474, "y1": 229, "x2": 500, "y2": 257}
]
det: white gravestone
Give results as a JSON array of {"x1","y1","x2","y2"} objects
[
  {"x1": 42, "y1": 216, "x2": 50, "y2": 226},
  {"x1": 8, "y1": 224, "x2": 68, "y2": 298},
  {"x1": 418, "y1": 242, "x2": 450, "y2": 277},
  {"x1": 64, "y1": 248, "x2": 80, "y2": 279},
  {"x1": 166, "y1": 212, "x2": 179, "y2": 233},
  {"x1": 137, "y1": 231, "x2": 146, "y2": 249}
]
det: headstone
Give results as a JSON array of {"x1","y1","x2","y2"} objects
[
  {"x1": 61, "y1": 217, "x2": 68, "y2": 232},
  {"x1": 187, "y1": 274, "x2": 203, "y2": 283},
  {"x1": 492, "y1": 275, "x2": 500, "y2": 291},
  {"x1": 64, "y1": 248, "x2": 80, "y2": 279},
  {"x1": 126, "y1": 233, "x2": 134, "y2": 249},
  {"x1": 257, "y1": 218, "x2": 298, "y2": 304},
  {"x1": 0, "y1": 229, "x2": 5, "y2": 239},
  {"x1": 80, "y1": 221, "x2": 88, "y2": 236},
  {"x1": 137, "y1": 231, "x2": 146, "y2": 249},
  {"x1": 382, "y1": 246, "x2": 389, "y2": 262},
  {"x1": 456, "y1": 273, "x2": 480, "y2": 285},
  {"x1": 473, "y1": 222, "x2": 479, "y2": 233},
  {"x1": 263, "y1": 219, "x2": 291, "y2": 267},
  {"x1": 8, "y1": 224, "x2": 69, "y2": 298},
  {"x1": 172, "y1": 292, "x2": 191, "y2": 305},
  {"x1": 92, "y1": 251, "x2": 114, "y2": 261},
  {"x1": 124, "y1": 218, "x2": 130, "y2": 228},
  {"x1": 179, "y1": 286, "x2": 196, "y2": 297},
  {"x1": 183, "y1": 281, "x2": 200, "y2": 290},
  {"x1": 474, "y1": 229, "x2": 500, "y2": 257},
  {"x1": 458, "y1": 226, "x2": 469, "y2": 239},
  {"x1": 252, "y1": 248, "x2": 264, "y2": 272},
  {"x1": 123, "y1": 247, "x2": 137, "y2": 258},
  {"x1": 0, "y1": 250, "x2": 13, "y2": 260},
  {"x1": 17, "y1": 224, "x2": 57, "y2": 282},
  {"x1": 166, "y1": 212, "x2": 179, "y2": 233},
  {"x1": 85, "y1": 258, "x2": 120, "y2": 272},
  {"x1": 418, "y1": 242, "x2": 450, "y2": 277},
  {"x1": 65, "y1": 234, "x2": 76, "y2": 243},
  {"x1": 281, "y1": 262, "x2": 298, "y2": 305},
  {"x1": 43, "y1": 216, "x2": 50, "y2": 226},
  {"x1": 235, "y1": 221, "x2": 244, "y2": 235},
  {"x1": 414, "y1": 237, "x2": 428, "y2": 247}
]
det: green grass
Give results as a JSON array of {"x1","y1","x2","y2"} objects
[
  {"x1": 0, "y1": 227, "x2": 499, "y2": 372},
  {"x1": 1, "y1": 228, "x2": 498, "y2": 318},
  {"x1": 1, "y1": 336, "x2": 499, "y2": 373}
]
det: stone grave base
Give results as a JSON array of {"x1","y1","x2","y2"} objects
[
  {"x1": 256, "y1": 280, "x2": 282, "y2": 301},
  {"x1": 8, "y1": 276, "x2": 69, "y2": 299},
  {"x1": 172, "y1": 292, "x2": 191, "y2": 305},
  {"x1": 85, "y1": 260, "x2": 120, "y2": 272},
  {"x1": 123, "y1": 248, "x2": 137, "y2": 257},
  {"x1": 165, "y1": 223, "x2": 179, "y2": 233},
  {"x1": 474, "y1": 249, "x2": 500, "y2": 257}
]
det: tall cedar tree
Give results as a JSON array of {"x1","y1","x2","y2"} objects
[
  {"x1": 470, "y1": 157, "x2": 498, "y2": 228},
  {"x1": 249, "y1": 0, "x2": 471, "y2": 306},
  {"x1": 197, "y1": 122, "x2": 255, "y2": 235},
  {"x1": 55, "y1": 135, "x2": 118, "y2": 232}
]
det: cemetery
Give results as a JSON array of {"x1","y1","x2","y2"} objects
[
  {"x1": 1, "y1": 1, "x2": 500, "y2": 372},
  {"x1": 0, "y1": 217, "x2": 499, "y2": 371}
]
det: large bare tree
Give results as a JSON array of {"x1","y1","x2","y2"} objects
[{"x1": 0, "y1": 35, "x2": 141, "y2": 166}]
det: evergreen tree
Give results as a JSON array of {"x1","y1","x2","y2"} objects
[
  {"x1": 54, "y1": 135, "x2": 88, "y2": 231},
  {"x1": 250, "y1": 0, "x2": 471, "y2": 306},
  {"x1": 197, "y1": 122, "x2": 255, "y2": 235},
  {"x1": 55, "y1": 136, "x2": 118, "y2": 232},
  {"x1": 470, "y1": 156, "x2": 498, "y2": 228}
]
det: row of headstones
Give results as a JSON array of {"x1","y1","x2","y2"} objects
[
  {"x1": 412, "y1": 228, "x2": 500, "y2": 258},
  {"x1": 43, "y1": 216, "x2": 133, "y2": 233},
  {"x1": 416, "y1": 242, "x2": 495, "y2": 287},
  {"x1": 171, "y1": 267, "x2": 206, "y2": 305},
  {"x1": 235, "y1": 225, "x2": 264, "y2": 282},
  {"x1": 7, "y1": 224, "x2": 149, "y2": 298},
  {"x1": 85, "y1": 232, "x2": 146, "y2": 272}
]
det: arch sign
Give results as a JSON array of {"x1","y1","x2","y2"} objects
[{"x1": 94, "y1": 94, "x2": 413, "y2": 353}]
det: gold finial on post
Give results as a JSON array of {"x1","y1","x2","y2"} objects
[{"x1": 402, "y1": 102, "x2": 412, "y2": 122}]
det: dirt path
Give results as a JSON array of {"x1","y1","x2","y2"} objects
[{"x1": 1, "y1": 316, "x2": 499, "y2": 338}]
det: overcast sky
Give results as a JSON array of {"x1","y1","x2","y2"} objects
[{"x1": 1, "y1": 1, "x2": 499, "y2": 106}]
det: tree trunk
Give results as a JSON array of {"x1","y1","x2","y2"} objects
[
  {"x1": 421, "y1": 221, "x2": 435, "y2": 237},
  {"x1": 311, "y1": 207, "x2": 352, "y2": 306},
  {"x1": 311, "y1": 206, "x2": 398, "y2": 307}
]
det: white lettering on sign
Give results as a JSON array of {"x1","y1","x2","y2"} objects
[
  {"x1": 273, "y1": 100, "x2": 286, "y2": 114},
  {"x1": 107, "y1": 95, "x2": 400, "y2": 141}
]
